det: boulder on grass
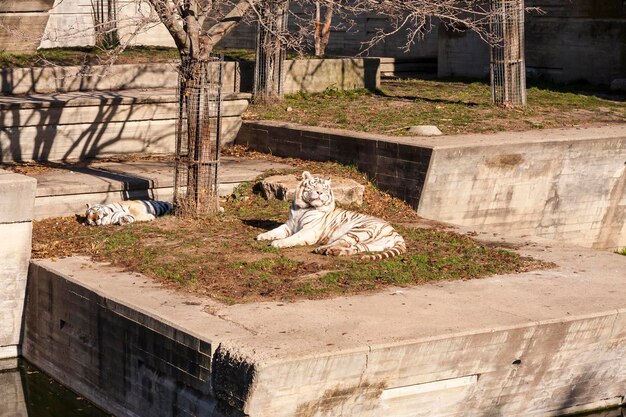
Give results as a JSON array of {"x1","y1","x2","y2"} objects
[{"x1": 259, "y1": 174, "x2": 365, "y2": 206}]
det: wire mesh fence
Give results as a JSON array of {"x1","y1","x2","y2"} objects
[
  {"x1": 254, "y1": 0, "x2": 289, "y2": 102},
  {"x1": 173, "y1": 56, "x2": 224, "y2": 217},
  {"x1": 490, "y1": 0, "x2": 526, "y2": 107}
]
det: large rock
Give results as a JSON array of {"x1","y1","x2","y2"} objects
[
  {"x1": 259, "y1": 174, "x2": 365, "y2": 206},
  {"x1": 408, "y1": 125, "x2": 442, "y2": 136}
]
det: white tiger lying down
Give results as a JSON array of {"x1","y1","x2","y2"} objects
[
  {"x1": 256, "y1": 171, "x2": 406, "y2": 260},
  {"x1": 84, "y1": 200, "x2": 173, "y2": 226}
]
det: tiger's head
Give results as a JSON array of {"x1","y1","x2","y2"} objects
[
  {"x1": 294, "y1": 171, "x2": 335, "y2": 211},
  {"x1": 84, "y1": 204, "x2": 106, "y2": 226}
]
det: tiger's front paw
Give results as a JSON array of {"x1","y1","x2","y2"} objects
[
  {"x1": 270, "y1": 239, "x2": 290, "y2": 248},
  {"x1": 256, "y1": 231, "x2": 275, "y2": 241}
]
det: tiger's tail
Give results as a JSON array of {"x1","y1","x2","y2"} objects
[
  {"x1": 360, "y1": 240, "x2": 406, "y2": 261},
  {"x1": 146, "y1": 200, "x2": 173, "y2": 217}
]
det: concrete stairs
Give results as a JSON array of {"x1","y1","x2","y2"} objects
[
  {"x1": 24, "y1": 156, "x2": 292, "y2": 220},
  {"x1": 0, "y1": 88, "x2": 251, "y2": 163}
]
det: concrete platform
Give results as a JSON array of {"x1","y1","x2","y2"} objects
[
  {"x1": 22, "y1": 229, "x2": 626, "y2": 417},
  {"x1": 15, "y1": 156, "x2": 292, "y2": 219}
]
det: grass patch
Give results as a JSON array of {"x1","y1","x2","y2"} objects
[
  {"x1": 0, "y1": 46, "x2": 261, "y2": 68},
  {"x1": 617, "y1": 248, "x2": 626, "y2": 256},
  {"x1": 31, "y1": 158, "x2": 553, "y2": 304},
  {"x1": 246, "y1": 78, "x2": 625, "y2": 135},
  {"x1": 0, "y1": 46, "x2": 180, "y2": 68}
]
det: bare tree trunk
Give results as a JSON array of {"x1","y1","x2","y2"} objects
[
  {"x1": 314, "y1": 1, "x2": 334, "y2": 57},
  {"x1": 174, "y1": 57, "x2": 223, "y2": 216},
  {"x1": 316, "y1": 2, "x2": 335, "y2": 56},
  {"x1": 145, "y1": 0, "x2": 249, "y2": 216}
]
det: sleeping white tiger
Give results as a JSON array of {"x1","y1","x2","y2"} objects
[
  {"x1": 84, "y1": 200, "x2": 173, "y2": 226},
  {"x1": 256, "y1": 171, "x2": 406, "y2": 260}
]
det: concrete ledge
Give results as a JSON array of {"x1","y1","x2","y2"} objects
[
  {"x1": 0, "y1": 169, "x2": 35, "y2": 359},
  {"x1": 1, "y1": 59, "x2": 380, "y2": 96},
  {"x1": 0, "y1": 62, "x2": 239, "y2": 95},
  {"x1": 0, "y1": 170, "x2": 36, "y2": 222},
  {"x1": 21, "y1": 233, "x2": 626, "y2": 416},
  {"x1": 236, "y1": 121, "x2": 626, "y2": 250}
]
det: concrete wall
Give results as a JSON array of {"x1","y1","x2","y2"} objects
[
  {"x1": 283, "y1": 58, "x2": 380, "y2": 94},
  {"x1": 1, "y1": 62, "x2": 222, "y2": 95},
  {"x1": 0, "y1": 170, "x2": 36, "y2": 360},
  {"x1": 438, "y1": 0, "x2": 626, "y2": 85},
  {"x1": 8, "y1": 0, "x2": 437, "y2": 60},
  {"x1": 21, "y1": 253, "x2": 626, "y2": 417},
  {"x1": 236, "y1": 121, "x2": 626, "y2": 250},
  {"x1": 39, "y1": 0, "x2": 176, "y2": 49},
  {"x1": 0, "y1": 90, "x2": 251, "y2": 162},
  {"x1": 0, "y1": 59, "x2": 377, "y2": 96},
  {"x1": 418, "y1": 134, "x2": 626, "y2": 251},
  {"x1": 437, "y1": 27, "x2": 489, "y2": 80},
  {"x1": 0, "y1": 58, "x2": 378, "y2": 163},
  {"x1": 242, "y1": 314, "x2": 626, "y2": 417},
  {"x1": 0, "y1": 0, "x2": 55, "y2": 53},
  {"x1": 22, "y1": 262, "x2": 239, "y2": 417},
  {"x1": 212, "y1": 6, "x2": 439, "y2": 60}
]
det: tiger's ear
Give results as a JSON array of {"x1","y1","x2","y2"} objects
[
  {"x1": 302, "y1": 171, "x2": 312, "y2": 180},
  {"x1": 86, "y1": 203, "x2": 91, "y2": 209}
]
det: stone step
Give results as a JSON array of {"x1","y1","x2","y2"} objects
[{"x1": 21, "y1": 156, "x2": 292, "y2": 220}]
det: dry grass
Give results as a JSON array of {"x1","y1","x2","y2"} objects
[{"x1": 246, "y1": 79, "x2": 625, "y2": 135}]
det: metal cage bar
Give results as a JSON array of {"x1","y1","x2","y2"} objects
[
  {"x1": 490, "y1": 0, "x2": 526, "y2": 107},
  {"x1": 173, "y1": 55, "x2": 224, "y2": 216}
]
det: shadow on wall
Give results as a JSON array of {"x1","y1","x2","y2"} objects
[
  {"x1": 0, "y1": 60, "x2": 179, "y2": 163},
  {"x1": 0, "y1": 90, "x2": 174, "y2": 163},
  {"x1": 283, "y1": 58, "x2": 380, "y2": 94},
  {"x1": 0, "y1": 63, "x2": 180, "y2": 95}
]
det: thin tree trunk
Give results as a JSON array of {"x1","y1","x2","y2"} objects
[
  {"x1": 314, "y1": 1, "x2": 334, "y2": 57},
  {"x1": 315, "y1": 2, "x2": 322, "y2": 56},
  {"x1": 320, "y1": 2, "x2": 334, "y2": 56}
]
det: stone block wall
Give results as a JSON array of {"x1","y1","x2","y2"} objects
[
  {"x1": 0, "y1": 170, "x2": 36, "y2": 360},
  {"x1": 22, "y1": 262, "x2": 238, "y2": 417},
  {"x1": 235, "y1": 121, "x2": 433, "y2": 208},
  {"x1": 438, "y1": 0, "x2": 626, "y2": 85}
]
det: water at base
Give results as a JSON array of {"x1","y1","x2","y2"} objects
[
  {"x1": 0, "y1": 359, "x2": 112, "y2": 417},
  {"x1": 0, "y1": 358, "x2": 623, "y2": 416}
]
